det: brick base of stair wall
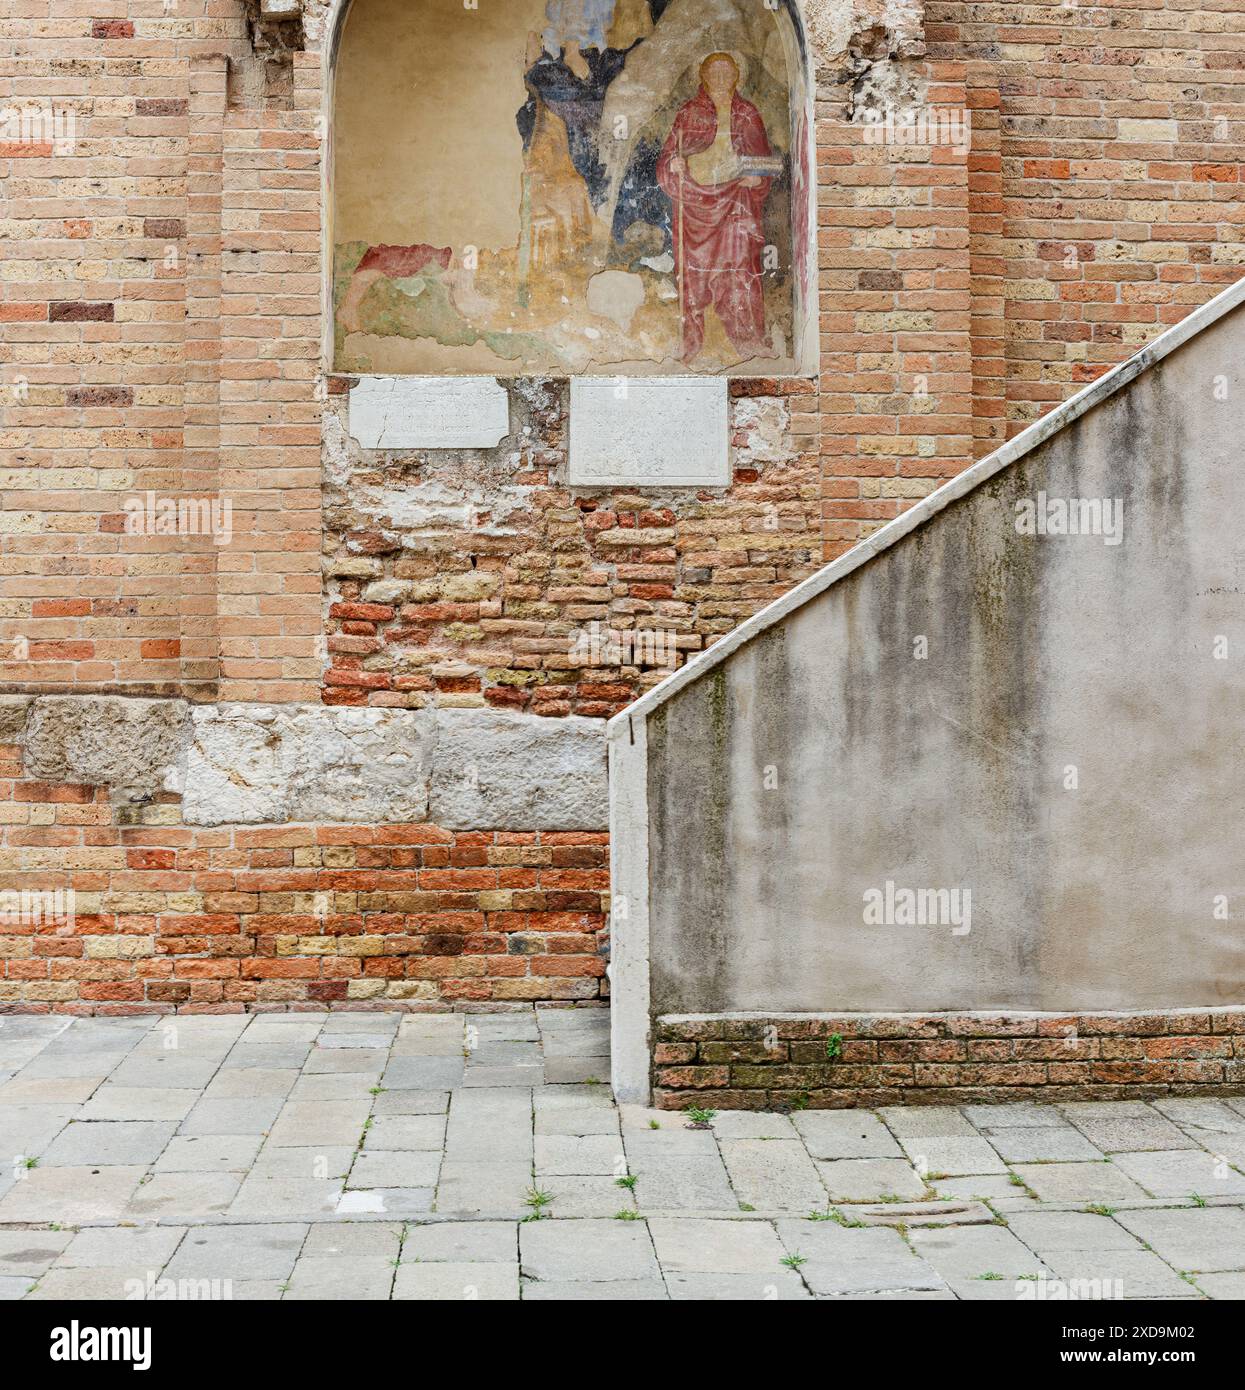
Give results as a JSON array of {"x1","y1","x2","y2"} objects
[
  {"x1": 0, "y1": 764, "x2": 609, "y2": 1013},
  {"x1": 652, "y1": 1012, "x2": 1245, "y2": 1110}
]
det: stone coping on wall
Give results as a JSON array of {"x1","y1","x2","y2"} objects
[
  {"x1": 0, "y1": 694, "x2": 607, "y2": 830},
  {"x1": 652, "y1": 1010, "x2": 1245, "y2": 1110}
]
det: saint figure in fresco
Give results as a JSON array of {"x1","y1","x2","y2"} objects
[{"x1": 656, "y1": 52, "x2": 778, "y2": 363}]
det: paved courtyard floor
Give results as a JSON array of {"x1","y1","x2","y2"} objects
[{"x1": 1, "y1": 1009, "x2": 1244, "y2": 1301}]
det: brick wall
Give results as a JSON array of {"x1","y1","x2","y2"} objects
[
  {"x1": 815, "y1": 62, "x2": 977, "y2": 560},
  {"x1": 0, "y1": 728, "x2": 607, "y2": 1011},
  {"x1": 929, "y1": 0, "x2": 1245, "y2": 433},
  {"x1": 654, "y1": 1013, "x2": 1245, "y2": 1110},
  {"x1": 7, "y1": 1, "x2": 1244, "y2": 695}
]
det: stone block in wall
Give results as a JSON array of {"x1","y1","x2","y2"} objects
[
  {"x1": 24, "y1": 696, "x2": 189, "y2": 802},
  {"x1": 347, "y1": 376, "x2": 511, "y2": 450},
  {"x1": 568, "y1": 378, "x2": 729, "y2": 487},
  {"x1": 182, "y1": 704, "x2": 436, "y2": 824},
  {"x1": 427, "y1": 709, "x2": 608, "y2": 831},
  {"x1": 180, "y1": 704, "x2": 608, "y2": 829},
  {"x1": 0, "y1": 696, "x2": 32, "y2": 743}
]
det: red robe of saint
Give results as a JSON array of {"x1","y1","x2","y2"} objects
[{"x1": 656, "y1": 88, "x2": 774, "y2": 362}]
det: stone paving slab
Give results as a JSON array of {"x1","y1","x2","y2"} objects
[
  {"x1": 79, "y1": 1087, "x2": 201, "y2": 1122},
  {"x1": 720, "y1": 1138, "x2": 826, "y2": 1212},
  {"x1": 0, "y1": 1228, "x2": 72, "y2": 1276},
  {"x1": 1113, "y1": 1206, "x2": 1245, "y2": 1273},
  {"x1": 1005, "y1": 1210, "x2": 1144, "y2": 1252},
  {"x1": 0, "y1": 1166, "x2": 145, "y2": 1223},
  {"x1": 1042, "y1": 1249, "x2": 1197, "y2": 1299},
  {"x1": 908, "y1": 1224, "x2": 1048, "y2": 1281},
  {"x1": 816, "y1": 1157, "x2": 927, "y2": 1202},
  {"x1": 402, "y1": 1220, "x2": 515, "y2": 1263},
  {"x1": 230, "y1": 1176, "x2": 344, "y2": 1217},
  {"x1": 986, "y1": 1128, "x2": 1105, "y2": 1164},
  {"x1": 180, "y1": 1098, "x2": 284, "y2": 1135},
  {"x1": 626, "y1": 1155, "x2": 738, "y2": 1210},
  {"x1": 898, "y1": 1134, "x2": 1009, "y2": 1177},
  {"x1": 155, "y1": 1135, "x2": 263, "y2": 1173},
  {"x1": 1009, "y1": 1161, "x2": 1149, "y2": 1204},
  {"x1": 667, "y1": 1271, "x2": 810, "y2": 1300},
  {"x1": 164, "y1": 1224, "x2": 305, "y2": 1282},
  {"x1": 776, "y1": 1220, "x2": 949, "y2": 1297},
  {"x1": 793, "y1": 1111, "x2": 902, "y2": 1158},
  {"x1": 648, "y1": 1216, "x2": 786, "y2": 1272},
  {"x1": 1111, "y1": 1149, "x2": 1245, "y2": 1199},
  {"x1": 540, "y1": 1176, "x2": 633, "y2": 1216},
  {"x1": 1, "y1": 1011, "x2": 1243, "y2": 1300},
  {"x1": 124, "y1": 1173, "x2": 241, "y2": 1221},
  {"x1": 520, "y1": 1219, "x2": 658, "y2": 1283},
  {"x1": 285, "y1": 1256, "x2": 396, "y2": 1300},
  {"x1": 1152, "y1": 1099, "x2": 1245, "y2": 1134},
  {"x1": 365, "y1": 1115, "x2": 447, "y2": 1151},
  {"x1": 55, "y1": 1226, "x2": 185, "y2": 1269},
  {"x1": 1066, "y1": 1113, "x2": 1201, "y2": 1153}
]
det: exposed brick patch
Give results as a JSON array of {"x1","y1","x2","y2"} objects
[
  {"x1": 322, "y1": 382, "x2": 821, "y2": 716},
  {"x1": 91, "y1": 19, "x2": 134, "y2": 37},
  {"x1": 48, "y1": 301, "x2": 114, "y2": 323},
  {"x1": 652, "y1": 1014, "x2": 1245, "y2": 1109},
  {"x1": 66, "y1": 386, "x2": 133, "y2": 407},
  {"x1": 143, "y1": 218, "x2": 184, "y2": 239},
  {"x1": 135, "y1": 98, "x2": 187, "y2": 116}
]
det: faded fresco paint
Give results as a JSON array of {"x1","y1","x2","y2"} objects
[{"x1": 332, "y1": 0, "x2": 808, "y2": 376}]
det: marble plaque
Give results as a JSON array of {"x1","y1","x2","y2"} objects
[
  {"x1": 568, "y1": 377, "x2": 729, "y2": 487},
  {"x1": 348, "y1": 376, "x2": 510, "y2": 450}
]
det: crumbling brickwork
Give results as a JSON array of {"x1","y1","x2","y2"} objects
[{"x1": 322, "y1": 378, "x2": 820, "y2": 715}]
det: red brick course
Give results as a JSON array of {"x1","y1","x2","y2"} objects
[
  {"x1": 0, "y1": 743, "x2": 608, "y2": 1013},
  {"x1": 653, "y1": 1014, "x2": 1245, "y2": 1109}
]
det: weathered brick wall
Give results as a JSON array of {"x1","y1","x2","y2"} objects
[
  {"x1": 815, "y1": 61, "x2": 978, "y2": 560},
  {"x1": 0, "y1": 733, "x2": 608, "y2": 1011},
  {"x1": 8, "y1": 0, "x2": 1243, "y2": 694},
  {"x1": 0, "y1": 696, "x2": 608, "y2": 1011},
  {"x1": 1, "y1": 13, "x2": 322, "y2": 703},
  {"x1": 322, "y1": 378, "x2": 821, "y2": 716},
  {"x1": 654, "y1": 1013, "x2": 1245, "y2": 1110},
  {"x1": 929, "y1": 0, "x2": 1245, "y2": 432}
]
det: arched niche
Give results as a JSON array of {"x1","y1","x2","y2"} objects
[{"x1": 327, "y1": 0, "x2": 817, "y2": 378}]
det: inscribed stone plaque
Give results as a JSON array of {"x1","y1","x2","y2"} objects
[
  {"x1": 568, "y1": 377, "x2": 729, "y2": 487},
  {"x1": 348, "y1": 376, "x2": 510, "y2": 450}
]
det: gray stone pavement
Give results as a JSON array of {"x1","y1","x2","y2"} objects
[{"x1": 1, "y1": 1010, "x2": 1244, "y2": 1300}]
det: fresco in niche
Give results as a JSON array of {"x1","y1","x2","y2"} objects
[{"x1": 332, "y1": 0, "x2": 810, "y2": 376}]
